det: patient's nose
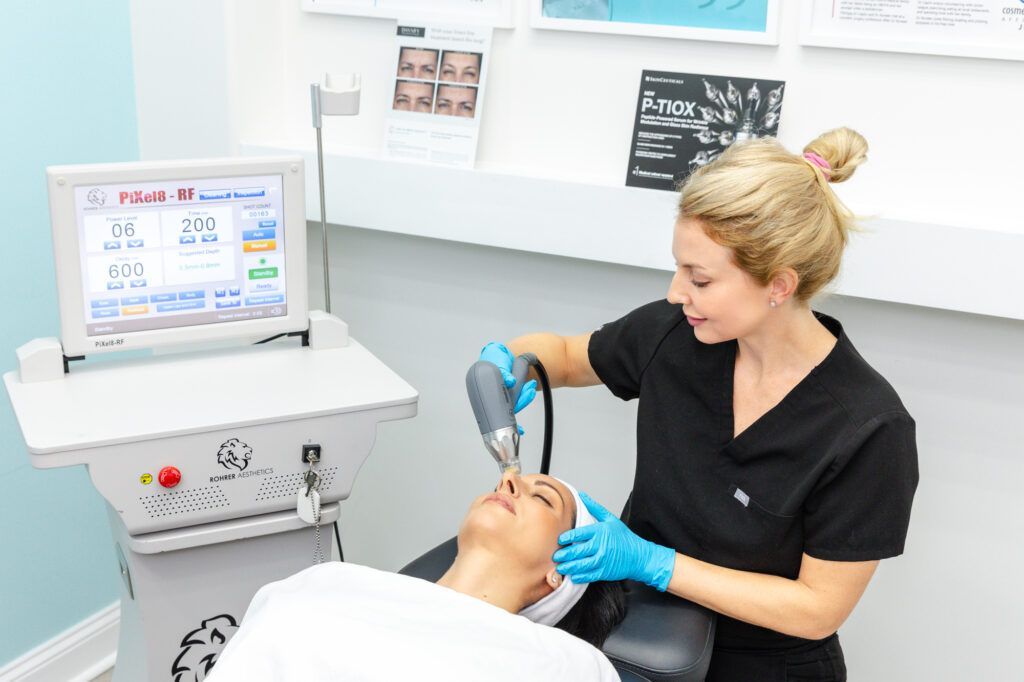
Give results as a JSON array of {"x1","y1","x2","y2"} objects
[{"x1": 499, "y1": 471, "x2": 521, "y2": 497}]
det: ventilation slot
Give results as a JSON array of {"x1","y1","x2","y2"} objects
[
  {"x1": 139, "y1": 486, "x2": 229, "y2": 518},
  {"x1": 255, "y1": 466, "x2": 339, "y2": 502}
]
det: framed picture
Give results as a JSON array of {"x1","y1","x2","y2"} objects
[
  {"x1": 303, "y1": 0, "x2": 517, "y2": 29},
  {"x1": 529, "y1": 0, "x2": 781, "y2": 45},
  {"x1": 799, "y1": 0, "x2": 1024, "y2": 62}
]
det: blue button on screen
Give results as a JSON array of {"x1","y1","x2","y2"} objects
[
  {"x1": 245, "y1": 294, "x2": 285, "y2": 306},
  {"x1": 242, "y1": 229, "x2": 276, "y2": 241},
  {"x1": 120, "y1": 296, "x2": 148, "y2": 305},
  {"x1": 91, "y1": 308, "x2": 119, "y2": 319},
  {"x1": 179, "y1": 290, "x2": 206, "y2": 300},
  {"x1": 156, "y1": 300, "x2": 205, "y2": 313},
  {"x1": 199, "y1": 189, "x2": 231, "y2": 201},
  {"x1": 91, "y1": 298, "x2": 119, "y2": 309},
  {"x1": 151, "y1": 293, "x2": 177, "y2": 303}
]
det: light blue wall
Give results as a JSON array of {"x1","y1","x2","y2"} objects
[{"x1": 0, "y1": 0, "x2": 138, "y2": 666}]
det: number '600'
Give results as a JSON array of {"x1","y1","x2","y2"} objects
[{"x1": 109, "y1": 263, "x2": 144, "y2": 279}]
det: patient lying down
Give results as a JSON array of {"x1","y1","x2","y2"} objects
[{"x1": 207, "y1": 472, "x2": 625, "y2": 681}]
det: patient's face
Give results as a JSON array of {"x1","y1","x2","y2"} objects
[{"x1": 459, "y1": 473, "x2": 574, "y2": 575}]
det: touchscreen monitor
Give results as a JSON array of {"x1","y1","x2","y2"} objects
[{"x1": 47, "y1": 157, "x2": 308, "y2": 356}]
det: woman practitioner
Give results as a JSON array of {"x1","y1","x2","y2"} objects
[{"x1": 481, "y1": 128, "x2": 919, "y2": 680}]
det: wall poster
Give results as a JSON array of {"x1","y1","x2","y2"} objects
[
  {"x1": 383, "y1": 22, "x2": 492, "y2": 168},
  {"x1": 800, "y1": 0, "x2": 1024, "y2": 61},
  {"x1": 303, "y1": 0, "x2": 515, "y2": 28},
  {"x1": 531, "y1": 0, "x2": 781, "y2": 45},
  {"x1": 625, "y1": 70, "x2": 786, "y2": 191}
]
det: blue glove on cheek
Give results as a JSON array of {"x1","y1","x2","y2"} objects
[
  {"x1": 478, "y1": 342, "x2": 537, "y2": 414},
  {"x1": 552, "y1": 491, "x2": 676, "y2": 592}
]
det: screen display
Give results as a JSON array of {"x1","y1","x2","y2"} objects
[{"x1": 74, "y1": 175, "x2": 288, "y2": 337}]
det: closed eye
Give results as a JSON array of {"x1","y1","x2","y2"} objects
[{"x1": 534, "y1": 493, "x2": 553, "y2": 508}]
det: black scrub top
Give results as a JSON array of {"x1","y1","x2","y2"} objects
[{"x1": 588, "y1": 300, "x2": 919, "y2": 652}]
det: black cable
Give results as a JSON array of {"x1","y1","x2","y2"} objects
[
  {"x1": 254, "y1": 330, "x2": 306, "y2": 345},
  {"x1": 526, "y1": 357, "x2": 553, "y2": 476},
  {"x1": 333, "y1": 521, "x2": 344, "y2": 562},
  {"x1": 254, "y1": 332, "x2": 286, "y2": 345}
]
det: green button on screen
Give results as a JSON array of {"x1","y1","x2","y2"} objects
[{"x1": 249, "y1": 267, "x2": 278, "y2": 280}]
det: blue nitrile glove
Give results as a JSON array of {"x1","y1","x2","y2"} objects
[
  {"x1": 478, "y1": 342, "x2": 537, "y2": 414},
  {"x1": 553, "y1": 491, "x2": 676, "y2": 591}
]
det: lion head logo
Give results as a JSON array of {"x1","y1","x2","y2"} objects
[
  {"x1": 216, "y1": 438, "x2": 252, "y2": 472},
  {"x1": 171, "y1": 614, "x2": 238, "y2": 682}
]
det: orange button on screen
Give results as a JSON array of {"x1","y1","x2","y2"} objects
[
  {"x1": 243, "y1": 239, "x2": 276, "y2": 253},
  {"x1": 122, "y1": 305, "x2": 149, "y2": 315}
]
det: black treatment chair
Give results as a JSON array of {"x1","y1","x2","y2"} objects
[{"x1": 399, "y1": 500, "x2": 716, "y2": 682}]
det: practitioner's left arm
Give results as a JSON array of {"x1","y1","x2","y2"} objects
[
  {"x1": 663, "y1": 552, "x2": 878, "y2": 641},
  {"x1": 554, "y1": 492, "x2": 878, "y2": 641}
]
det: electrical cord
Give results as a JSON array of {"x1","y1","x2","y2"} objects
[
  {"x1": 333, "y1": 521, "x2": 344, "y2": 562},
  {"x1": 254, "y1": 330, "x2": 308, "y2": 345},
  {"x1": 523, "y1": 356, "x2": 553, "y2": 476}
]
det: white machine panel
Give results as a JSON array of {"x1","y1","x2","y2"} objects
[{"x1": 3, "y1": 339, "x2": 418, "y2": 534}]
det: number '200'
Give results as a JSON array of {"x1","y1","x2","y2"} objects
[{"x1": 182, "y1": 217, "x2": 216, "y2": 232}]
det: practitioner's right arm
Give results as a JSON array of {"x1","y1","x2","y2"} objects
[{"x1": 506, "y1": 333, "x2": 601, "y2": 389}]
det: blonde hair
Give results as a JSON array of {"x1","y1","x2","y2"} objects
[{"x1": 677, "y1": 127, "x2": 868, "y2": 304}]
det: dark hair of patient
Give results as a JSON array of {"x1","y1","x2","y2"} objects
[{"x1": 554, "y1": 579, "x2": 626, "y2": 649}]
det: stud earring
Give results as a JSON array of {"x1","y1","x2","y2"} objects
[{"x1": 770, "y1": 300, "x2": 777, "y2": 308}]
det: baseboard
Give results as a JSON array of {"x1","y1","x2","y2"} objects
[{"x1": 0, "y1": 603, "x2": 119, "y2": 682}]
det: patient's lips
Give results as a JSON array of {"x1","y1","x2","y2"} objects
[{"x1": 484, "y1": 493, "x2": 516, "y2": 515}]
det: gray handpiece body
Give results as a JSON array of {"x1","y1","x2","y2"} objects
[
  {"x1": 466, "y1": 357, "x2": 530, "y2": 435},
  {"x1": 466, "y1": 357, "x2": 530, "y2": 472}
]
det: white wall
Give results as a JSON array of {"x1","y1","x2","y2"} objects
[
  {"x1": 133, "y1": 0, "x2": 1024, "y2": 231},
  {"x1": 128, "y1": 1, "x2": 1023, "y2": 679},
  {"x1": 257, "y1": 1, "x2": 1022, "y2": 232}
]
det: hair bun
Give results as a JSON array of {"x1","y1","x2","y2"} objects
[{"x1": 803, "y1": 127, "x2": 868, "y2": 184}]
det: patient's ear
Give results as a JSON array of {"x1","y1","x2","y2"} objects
[{"x1": 544, "y1": 567, "x2": 562, "y2": 589}]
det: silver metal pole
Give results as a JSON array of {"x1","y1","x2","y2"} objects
[
  {"x1": 316, "y1": 125, "x2": 331, "y2": 314},
  {"x1": 311, "y1": 82, "x2": 332, "y2": 315}
]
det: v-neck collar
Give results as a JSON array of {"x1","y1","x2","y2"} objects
[{"x1": 719, "y1": 311, "x2": 844, "y2": 454}]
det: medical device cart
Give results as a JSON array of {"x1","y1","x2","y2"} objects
[{"x1": 4, "y1": 316, "x2": 417, "y2": 681}]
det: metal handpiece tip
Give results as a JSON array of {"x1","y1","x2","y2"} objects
[{"x1": 498, "y1": 459, "x2": 521, "y2": 475}]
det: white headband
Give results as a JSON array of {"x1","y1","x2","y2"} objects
[{"x1": 517, "y1": 477, "x2": 598, "y2": 627}]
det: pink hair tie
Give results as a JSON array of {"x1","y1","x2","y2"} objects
[{"x1": 803, "y1": 152, "x2": 832, "y2": 178}]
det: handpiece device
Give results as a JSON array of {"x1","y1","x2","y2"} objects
[{"x1": 465, "y1": 354, "x2": 533, "y2": 474}]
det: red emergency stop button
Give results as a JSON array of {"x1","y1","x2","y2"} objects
[{"x1": 158, "y1": 466, "x2": 181, "y2": 488}]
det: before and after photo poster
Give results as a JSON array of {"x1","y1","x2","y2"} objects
[{"x1": 383, "y1": 22, "x2": 492, "y2": 167}]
